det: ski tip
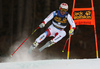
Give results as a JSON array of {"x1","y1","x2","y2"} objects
[
  {"x1": 10, "y1": 55, "x2": 13, "y2": 57},
  {"x1": 62, "y1": 50, "x2": 64, "y2": 52}
]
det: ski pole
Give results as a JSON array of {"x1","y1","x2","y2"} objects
[
  {"x1": 62, "y1": 35, "x2": 71, "y2": 52},
  {"x1": 10, "y1": 27, "x2": 40, "y2": 57}
]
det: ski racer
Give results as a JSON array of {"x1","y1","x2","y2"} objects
[{"x1": 29, "y1": 3, "x2": 76, "y2": 52}]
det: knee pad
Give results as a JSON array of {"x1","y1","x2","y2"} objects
[{"x1": 45, "y1": 28, "x2": 51, "y2": 37}]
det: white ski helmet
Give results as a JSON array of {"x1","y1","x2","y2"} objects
[{"x1": 59, "y1": 3, "x2": 68, "y2": 11}]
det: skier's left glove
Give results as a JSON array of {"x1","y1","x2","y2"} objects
[
  {"x1": 39, "y1": 21, "x2": 45, "y2": 28},
  {"x1": 69, "y1": 28, "x2": 75, "y2": 35}
]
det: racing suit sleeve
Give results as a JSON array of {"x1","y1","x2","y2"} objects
[
  {"x1": 43, "y1": 11, "x2": 56, "y2": 24},
  {"x1": 67, "y1": 14, "x2": 76, "y2": 29}
]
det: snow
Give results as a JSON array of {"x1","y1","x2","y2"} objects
[
  {"x1": 1, "y1": 39, "x2": 99, "y2": 69},
  {"x1": 0, "y1": 58, "x2": 100, "y2": 69}
]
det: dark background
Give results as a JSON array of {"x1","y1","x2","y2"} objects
[{"x1": 0, "y1": 0, "x2": 100, "y2": 61}]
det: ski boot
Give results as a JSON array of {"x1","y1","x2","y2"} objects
[
  {"x1": 28, "y1": 41, "x2": 39, "y2": 53},
  {"x1": 39, "y1": 40, "x2": 55, "y2": 52}
]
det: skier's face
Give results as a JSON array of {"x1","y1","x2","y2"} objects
[
  {"x1": 60, "y1": 9, "x2": 67, "y2": 15},
  {"x1": 60, "y1": 11, "x2": 66, "y2": 15}
]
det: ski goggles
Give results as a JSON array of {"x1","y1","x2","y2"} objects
[{"x1": 60, "y1": 8, "x2": 67, "y2": 12}]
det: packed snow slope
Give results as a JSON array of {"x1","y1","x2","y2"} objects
[{"x1": 0, "y1": 59, "x2": 100, "y2": 69}]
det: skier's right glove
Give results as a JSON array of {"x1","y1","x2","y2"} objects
[
  {"x1": 39, "y1": 21, "x2": 45, "y2": 28},
  {"x1": 69, "y1": 28, "x2": 74, "y2": 35}
]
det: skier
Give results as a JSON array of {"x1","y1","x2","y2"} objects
[{"x1": 29, "y1": 3, "x2": 76, "y2": 53}]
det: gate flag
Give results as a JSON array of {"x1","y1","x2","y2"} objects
[{"x1": 67, "y1": 0, "x2": 99, "y2": 59}]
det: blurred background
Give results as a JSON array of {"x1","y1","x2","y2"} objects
[{"x1": 0, "y1": 0, "x2": 100, "y2": 62}]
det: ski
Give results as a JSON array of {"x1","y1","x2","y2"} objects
[
  {"x1": 28, "y1": 45, "x2": 35, "y2": 54},
  {"x1": 39, "y1": 43, "x2": 49, "y2": 52},
  {"x1": 39, "y1": 40, "x2": 54, "y2": 52}
]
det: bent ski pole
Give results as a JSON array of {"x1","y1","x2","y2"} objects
[
  {"x1": 10, "y1": 27, "x2": 40, "y2": 57},
  {"x1": 62, "y1": 35, "x2": 71, "y2": 52}
]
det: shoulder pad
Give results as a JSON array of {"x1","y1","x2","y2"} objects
[
  {"x1": 65, "y1": 13, "x2": 69, "y2": 17},
  {"x1": 55, "y1": 10, "x2": 58, "y2": 15}
]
